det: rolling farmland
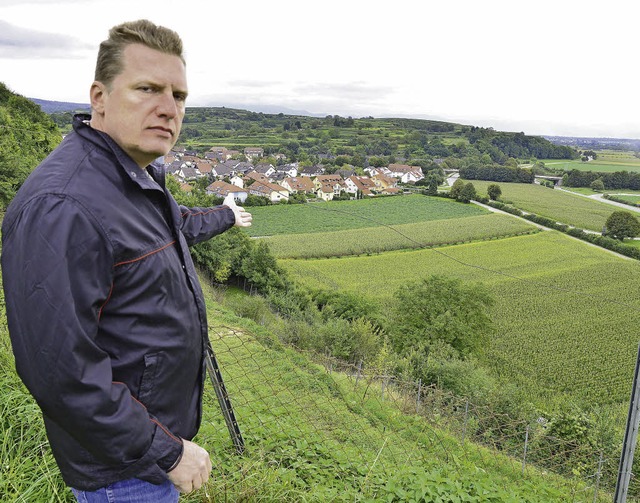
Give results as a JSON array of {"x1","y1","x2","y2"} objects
[
  {"x1": 245, "y1": 194, "x2": 488, "y2": 237},
  {"x1": 542, "y1": 151, "x2": 640, "y2": 173},
  {"x1": 263, "y1": 213, "x2": 538, "y2": 259},
  {"x1": 470, "y1": 181, "x2": 616, "y2": 231},
  {"x1": 281, "y1": 230, "x2": 640, "y2": 406}
]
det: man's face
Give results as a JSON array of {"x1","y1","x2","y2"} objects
[{"x1": 90, "y1": 43, "x2": 187, "y2": 167}]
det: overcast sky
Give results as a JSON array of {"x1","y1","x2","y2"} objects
[{"x1": 0, "y1": 0, "x2": 637, "y2": 139}]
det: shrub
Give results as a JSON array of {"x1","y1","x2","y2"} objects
[
  {"x1": 390, "y1": 275, "x2": 494, "y2": 358},
  {"x1": 604, "y1": 210, "x2": 640, "y2": 241},
  {"x1": 487, "y1": 183, "x2": 502, "y2": 200}
]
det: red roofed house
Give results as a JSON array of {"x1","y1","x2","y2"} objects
[{"x1": 205, "y1": 180, "x2": 248, "y2": 203}]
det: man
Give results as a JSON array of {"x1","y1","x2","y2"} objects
[{"x1": 1, "y1": 19, "x2": 251, "y2": 501}]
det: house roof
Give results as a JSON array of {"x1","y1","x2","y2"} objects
[
  {"x1": 284, "y1": 176, "x2": 315, "y2": 192},
  {"x1": 254, "y1": 163, "x2": 275, "y2": 174},
  {"x1": 315, "y1": 174, "x2": 344, "y2": 184},
  {"x1": 196, "y1": 161, "x2": 213, "y2": 174},
  {"x1": 300, "y1": 165, "x2": 325, "y2": 176},
  {"x1": 348, "y1": 175, "x2": 376, "y2": 190},
  {"x1": 180, "y1": 166, "x2": 198, "y2": 178},
  {"x1": 249, "y1": 182, "x2": 289, "y2": 197},
  {"x1": 206, "y1": 180, "x2": 246, "y2": 196},
  {"x1": 389, "y1": 163, "x2": 423, "y2": 175},
  {"x1": 245, "y1": 171, "x2": 270, "y2": 184}
]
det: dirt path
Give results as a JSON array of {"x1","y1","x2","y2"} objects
[{"x1": 557, "y1": 188, "x2": 640, "y2": 213}]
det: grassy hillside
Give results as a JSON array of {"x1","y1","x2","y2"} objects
[{"x1": 0, "y1": 273, "x2": 610, "y2": 502}]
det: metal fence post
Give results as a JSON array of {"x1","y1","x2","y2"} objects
[
  {"x1": 462, "y1": 399, "x2": 469, "y2": 444},
  {"x1": 615, "y1": 343, "x2": 640, "y2": 503},
  {"x1": 416, "y1": 379, "x2": 422, "y2": 414},
  {"x1": 593, "y1": 451, "x2": 603, "y2": 503},
  {"x1": 522, "y1": 425, "x2": 530, "y2": 474}
]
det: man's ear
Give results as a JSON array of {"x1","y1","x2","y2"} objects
[{"x1": 90, "y1": 81, "x2": 107, "y2": 114}]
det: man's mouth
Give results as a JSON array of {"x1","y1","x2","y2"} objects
[{"x1": 149, "y1": 126, "x2": 173, "y2": 137}]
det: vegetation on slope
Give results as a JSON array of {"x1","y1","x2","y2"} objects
[
  {"x1": 0, "y1": 274, "x2": 610, "y2": 501},
  {"x1": 0, "y1": 83, "x2": 61, "y2": 208}
]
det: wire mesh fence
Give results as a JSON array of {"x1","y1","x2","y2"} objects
[
  {"x1": 0, "y1": 277, "x2": 638, "y2": 501},
  {"x1": 200, "y1": 314, "x2": 630, "y2": 502}
]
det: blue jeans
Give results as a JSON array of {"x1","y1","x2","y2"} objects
[{"x1": 71, "y1": 478, "x2": 179, "y2": 503}]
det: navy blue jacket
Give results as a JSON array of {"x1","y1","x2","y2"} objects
[{"x1": 1, "y1": 115, "x2": 235, "y2": 490}]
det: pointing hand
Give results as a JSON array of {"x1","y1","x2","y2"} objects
[{"x1": 223, "y1": 194, "x2": 252, "y2": 227}]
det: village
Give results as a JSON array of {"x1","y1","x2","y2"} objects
[{"x1": 164, "y1": 145, "x2": 427, "y2": 203}]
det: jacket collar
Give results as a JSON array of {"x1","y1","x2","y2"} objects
[{"x1": 72, "y1": 114, "x2": 164, "y2": 192}]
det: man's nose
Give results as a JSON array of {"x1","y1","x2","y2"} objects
[{"x1": 156, "y1": 91, "x2": 179, "y2": 118}]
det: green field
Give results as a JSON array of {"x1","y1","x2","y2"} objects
[
  {"x1": 246, "y1": 194, "x2": 488, "y2": 237},
  {"x1": 469, "y1": 181, "x2": 616, "y2": 231},
  {"x1": 542, "y1": 153, "x2": 640, "y2": 173},
  {"x1": 614, "y1": 194, "x2": 640, "y2": 205},
  {"x1": 281, "y1": 231, "x2": 640, "y2": 406},
  {"x1": 263, "y1": 213, "x2": 538, "y2": 258}
]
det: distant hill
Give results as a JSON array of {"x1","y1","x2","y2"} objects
[
  {"x1": 544, "y1": 135, "x2": 640, "y2": 151},
  {"x1": 30, "y1": 98, "x2": 90, "y2": 114}
]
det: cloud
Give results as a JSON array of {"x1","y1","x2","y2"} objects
[
  {"x1": 0, "y1": 21, "x2": 94, "y2": 59},
  {"x1": 293, "y1": 81, "x2": 395, "y2": 101},
  {"x1": 227, "y1": 79, "x2": 283, "y2": 89},
  {"x1": 189, "y1": 80, "x2": 399, "y2": 119},
  {"x1": 0, "y1": 0, "x2": 91, "y2": 4}
]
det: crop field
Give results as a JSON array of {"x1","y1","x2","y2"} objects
[
  {"x1": 468, "y1": 181, "x2": 615, "y2": 231},
  {"x1": 246, "y1": 194, "x2": 488, "y2": 237},
  {"x1": 541, "y1": 154, "x2": 640, "y2": 173},
  {"x1": 263, "y1": 213, "x2": 538, "y2": 258},
  {"x1": 281, "y1": 231, "x2": 640, "y2": 406},
  {"x1": 614, "y1": 194, "x2": 640, "y2": 204}
]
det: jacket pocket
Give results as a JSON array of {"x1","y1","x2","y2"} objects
[{"x1": 138, "y1": 352, "x2": 162, "y2": 407}]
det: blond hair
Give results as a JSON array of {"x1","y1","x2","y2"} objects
[{"x1": 94, "y1": 19, "x2": 184, "y2": 88}]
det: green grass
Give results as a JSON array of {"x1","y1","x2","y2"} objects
[
  {"x1": 246, "y1": 194, "x2": 489, "y2": 237},
  {"x1": 195, "y1": 280, "x2": 610, "y2": 502},
  {"x1": 469, "y1": 181, "x2": 616, "y2": 231},
  {"x1": 281, "y1": 231, "x2": 640, "y2": 407},
  {"x1": 263, "y1": 213, "x2": 539, "y2": 258},
  {"x1": 613, "y1": 194, "x2": 640, "y2": 204},
  {"x1": 541, "y1": 156, "x2": 640, "y2": 173},
  {"x1": 561, "y1": 187, "x2": 597, "y2": 196},
  {"x1": 0, "y1": 276, "x2": 610, "y2": 502}
]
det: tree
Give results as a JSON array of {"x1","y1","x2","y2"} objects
[
  {"x1": 458, "y1": 182, "x2": 477, "y2": 203},
  {"x1": 590, "y1": 178, "x2": 605, "y2": 192},
  {"x1": 426, "y1": 177, "x2": 439, "y2": 196},
  {"x1": 390, "y1": 275, "x2": 494, "y2": 358},
  {"x1": 487, "y1": 183, "x2": 502, "y2": 200},
  {"x1": 449, "y1": 178, "x2": 465, "y2": 199},
  {"x1": 604, "y1": 211, "x2": 640, "y2": 241}
]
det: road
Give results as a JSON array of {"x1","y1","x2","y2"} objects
[{"x1": 557, "y1": 187, "x2": 640, "y2": 213}]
